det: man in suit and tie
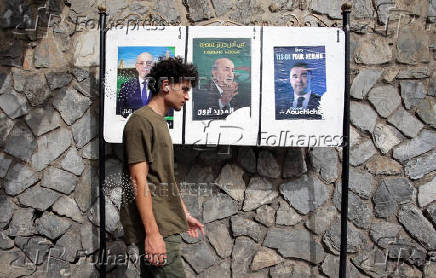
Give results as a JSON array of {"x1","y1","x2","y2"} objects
[
  {"x1": 193, "y1": 57, "x2": 239, "y2": 120},
  {"x1": 276, "y1": 62, "x2": 322, "y2": 120},
  {"x1": 117, "y1": 52, "x2": 154, "y2": 118}
]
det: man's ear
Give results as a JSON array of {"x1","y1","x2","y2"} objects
[{"x1": 161, "y1": 79, "x2": 169, "y2": 93}]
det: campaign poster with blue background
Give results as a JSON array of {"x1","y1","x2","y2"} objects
[
  {"x1": 274, "y1": 46, "x2": 326, "y2": 120},
  {"x1": 116, "y1": 46, "x2": 175, "y2": 127}
]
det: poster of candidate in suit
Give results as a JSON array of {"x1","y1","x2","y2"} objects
[
  {"x1": 192, "y1": 38, "x2": 251, "y2": 120},
  {"x1": 104, "y1": 27, "x2": 186, "y2": 143},
  {"x1": 116, "y1": 46, "x2": 175, "y2": 128},
  {"x1": 261, "y1": 27, "x2": 344, "y2": 147},
  {"x1": 275, "y1": 46, "x2": 326, "y2": 120}
]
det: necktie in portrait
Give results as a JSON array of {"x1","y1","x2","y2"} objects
[
  {"x1": 141, "y1": 81, "x2": 148, "y2": 105},
  {"x1": 297, "y1": 96, "x2": 304, "y2": 108}
]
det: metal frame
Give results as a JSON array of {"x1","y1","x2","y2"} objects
[
  {"x1": 339, "y1": 3, "x2": 352, "y2": 278},
  {"x1": 98, "y1": 5, "x2": 107, "y2": 278}
]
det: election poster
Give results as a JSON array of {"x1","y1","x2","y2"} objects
[
  {"x1": 191, "y1": 38, "x2": 251, "y2": 121},
  {"x1": 274, "y1": 46, "x2": 326, "y2": 120},
  {"x1": 104, "y1": 27, "x2": 186, "y2": 144},
  {"x1": 116, "y1": 46, "x2": 175, "y2": 128},
  {"x1": 261, "y1": 27, "x2": 345, "y2": 147},
  {"x1": 184, "y1": 26, "x2": 261, "y2": 146}
]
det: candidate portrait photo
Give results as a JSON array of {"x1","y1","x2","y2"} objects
[
  {"x1": 274, "y1": 46, "x2": 326, "y2": 120},
  {"x1": 191, "y1": 38, "x2": 251, "y2": 121}
]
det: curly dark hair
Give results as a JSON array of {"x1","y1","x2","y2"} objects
[{"x1": 146, "y1": 56, "x2": 199, "y2": 96}]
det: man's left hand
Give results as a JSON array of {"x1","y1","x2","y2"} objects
[{"x1": 186, "y1": 213, "x2": 205, "y2": 238}]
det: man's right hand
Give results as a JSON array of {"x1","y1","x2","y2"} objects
[
  {"x1": 220, "y1": 82, "x2": 238, "y2": 107},
  {"x1": 145, "y1": 233, "x2": 167, "y2": 266}
]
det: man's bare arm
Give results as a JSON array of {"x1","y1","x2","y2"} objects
[
  {"x1": 129, "y1": 162, "x2": 166, "y2": 266},
  {"x1": 176, "y1": 183, "x2": 205, "y2": 238}
]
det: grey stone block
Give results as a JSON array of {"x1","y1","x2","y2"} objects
[
  {"x1": 72, "y1": 110, "x2": 98, "y2": 148},
  {"x1": 61, "y1": 147, "x2": 85, "y2": 175},
  {"x1": 53, "y1": 87, "x2": 91, "y2": 125},
  {"x1": 387, "y1": 106, "x2": 424, "y2": 138},
  {"x1": 373, "y1": 177, "x2": 415, "y2": 218},
  {"x1": 3, "y1": 123, "x2": 35, "y2": 162},
  {"x1": 350, "y1": 69, "x2": 381, "y2": 99},
  {"x1": 232, "y1": 236, "x2": 258, "y2": 276},
  {"x1": 215, "y1": 164, "x2": 246, "y2": 201},
  {"x1": 8, "y1": 207, "x2": 36, "y2": 237},
  {"x1": 365, "y1": 155, "x2": 402, "y2": 176},
  {"x1": 203, "y1": 193, "x2": 239, "y2": 223},
  {"x1": 323, "y1": 220, "x2": 366, "y2": 254},
  {"x1": 254, "y1": 205, "x2": 275, "y2": 227},
  {"x1": 0, "y1": 153, "x2": 12, "y2": 178},
  {"x1": 231, "y1": 215, "x2": 266, "y2": 242},
  {"x1": 400, "y1": 80, "x2": 426, "y2": 110},
  {"x1": 264, "y1": 228, "x2": 325, "y2": 264},
  {"x1": 399, "y1": 204, "x2": 436, "y2": 251},
  {"x1": 41, "y1": 166, "x2": 77, "y2": 194},
  {"x1": 257, "y1": 150, "x2": 281, "y2": 178},
  {"x1": 282, "y1": 148, "x2": 307, "y2": 178},
  {"x1": 405, "y1": 149, "x2": 436, "y2": 180},
  {"x1": 397, "y1": 25, "x2": 430, "y2": 65},
  {"x1": 45, "y1": 71, "x2": 72, "y2": 90},
  {"x1": 372, "y1": 123, "x2": 403, "y2": 154},
  {"x1": 0, "y1": 195, "x2": 14, "y2": 229},
  {"x1": 280, "y1": 175, "x2": 329, "y2": 215},
  {"x1": 25, "y1": 106, "x2": 61, "y2": 136},
  {"x1": 368, "y1": 85, "x2": 401, "y2": 118},
  {"x1": 370, "y1": 222, "x2": 401, "y2": 248},
  {"x1": 4, "y1": 164, "x2": 39, "y2": 196},
  {"x1": 243, "y1": 177, "x2": 278, "y2": 211},
  {"x1": 350, "y1": 139, "x2": 377, "y2": 166},
  {"x1": 275, "y1": 199, "x2": 302, "y2": 226},
  {"x1": 333, "y1": 183, "x2": 371, "y2": 229},
  {"x1": 393, "y1": 129, "x2": 436, "y2": 162},
  {"x1": 52, "y1": 196, "x2": 84, "y2": 223},
  {"x1": 354, "y1": 35, "x2": 392, "y2": 64},
  {"x1": 0, "y1": 90, "x2": 28, "y2": 119},
  {"x1": 416, "y1": 97, "x2": 436, "y2": 128},
  {"x1": 350, "y1": 101, "x2": 377, "y2": 132},
  {"x1": 31, "y1": 127, "x2": 72, "y2": 171},
  {"x1": 17, "y1": 185, "x2": 61, "y2": 211},
  {"x1": 417, "y1": 176, "x2": 436, "y2": 207},
  {"x1": 182, "y1": 241, "x2": 216, "y2": 273},
  {"x1": 205, "y1": 219, "x2": 233, "y2": 258},
  {"x1": 309, "y1": 147, "x2": 338, "y2": 183}
]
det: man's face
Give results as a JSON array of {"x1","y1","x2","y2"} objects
[
  {"x1": 289, "y1": 66, "x2": 309, "y2": 96},
  {"x1": 164, "y1": 80, "x2": 191, "y2": 112},
  {"x1": 135, "y1": 53, "x2": 153, "y2": 79},
  {"x1": 212, "y1": 59, "x2": 234, "y2": 87}
]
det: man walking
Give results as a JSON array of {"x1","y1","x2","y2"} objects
[{"x1": 120, "y1": 57, "x2": 203, "y2": 277}]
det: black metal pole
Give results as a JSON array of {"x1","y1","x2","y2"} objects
[
  {"x1": 339, "y1": 3, "x2": 352, "y2": 278},
  {"x1": 98, "y1": 5, "x2": 107, "y2": 278}
]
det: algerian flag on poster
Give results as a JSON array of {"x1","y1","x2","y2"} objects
[{"x1": 104, "y1": 26, "x2": 186, "y2": 144}]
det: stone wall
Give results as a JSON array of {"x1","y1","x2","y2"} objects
[{"x1": 0, "y1": 0, "x2": 435, "y2": 277}]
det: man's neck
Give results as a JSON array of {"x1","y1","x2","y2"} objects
[
  {"x1": 147, "y1": 96, "x2": 169, "y2": 116},
  {"x1": 295, "y1": 90, "x2": 310, "y2": 97}
]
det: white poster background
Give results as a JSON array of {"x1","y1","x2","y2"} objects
[
  {"x1": 184, "y1": 26, "x2": 261, "y2": 146},
  {"x1": 104, "y1": 26, "x2": 186, "y2": 143},
  {"x1": 261, "y1": 27, "x2": 345, "y2": 147}
]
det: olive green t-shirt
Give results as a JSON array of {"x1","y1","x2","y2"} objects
[{"x1": 120, "y1": 106, "x2": 188, "y2": 245}]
